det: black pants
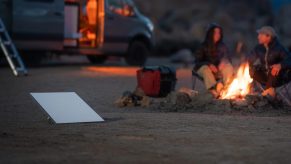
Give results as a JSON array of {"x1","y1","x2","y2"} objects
[{"x1": 251, "y1": 67, "x2": 290, "y2": 89}]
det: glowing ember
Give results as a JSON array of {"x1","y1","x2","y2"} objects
[{"x1": 220, "y1": 63, "x2": 253, "y2": 99}]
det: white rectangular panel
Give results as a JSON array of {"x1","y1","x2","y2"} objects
[{"x1": 31, "y1": 92, "x2": 104, "y2": 124}]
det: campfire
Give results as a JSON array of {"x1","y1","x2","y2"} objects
[
  {"x1": 220, "y1": 63, "x2": 253, "y2": 100},
  {"x1": 156, "y1": 62, "x2": 285, "y2": 112}
]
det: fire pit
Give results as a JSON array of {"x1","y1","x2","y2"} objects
[
  {"x1": 218, "y1": 62, "x2": 263, "y2": 108},
  {"x1": 154, "y1": 63, "x2": 290, "y2": 115}
]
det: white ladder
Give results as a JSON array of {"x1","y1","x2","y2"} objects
[{"x1": 0, "y1": 18, "x2": 28, "y2": 76}]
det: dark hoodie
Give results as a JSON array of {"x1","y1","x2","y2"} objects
[
  {"x1": 194, "y1": 24, "x2": 231, "y2": 70},
  {"x1": 248, "y1": 37, "x2": 291, "y2": 71}
]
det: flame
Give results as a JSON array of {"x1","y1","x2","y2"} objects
[{"x1": 220, "y1": 63, "x2": 253, "y2": 99}]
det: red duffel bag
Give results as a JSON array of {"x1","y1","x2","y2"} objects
[{"x1": 137, "y1": 66, "x2": 176, "y2": 97}]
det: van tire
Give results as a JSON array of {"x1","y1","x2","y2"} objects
[
  {"x1": 87, "y1": 55, "x2": 107, "y2": 64},
  {"x1": 126, "y1": 41, "x2": 148, "y2": 66}
]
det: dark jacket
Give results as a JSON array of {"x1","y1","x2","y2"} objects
[
  {"x1": 248, "y1": 38, "x2": 291, "y2": 71},
  {"x1": 194, "y1": 42, "x2": 230, "y2": 70}
]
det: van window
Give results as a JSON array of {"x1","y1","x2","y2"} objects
[
  {"x1": 108, "y1": 0, "x2": 123, "y2": 9},
  {"x1": 108, "y1": 0, "x2": 135, "y2": 17}
]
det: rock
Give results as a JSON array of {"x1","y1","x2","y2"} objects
[
  {"x1": 114, "y1": 96, "x2": 134, "y2": 108},
  {"x1": 166, "y1": 92, "x2": 178, "y2": 105},
  {"x1": 189, "y1": 21, "x2": 208, "y2": 41},
  {"x1": 140, "y1": 96, "x2": 151, "y2": 107},
  {"x1": 230, "y1": 99, "x2": 249, "y2": 108},
  {"x1": 133, "y1": 87, "x2": 146, "y2": 97},
  {"x1": 170, "y1": 49, "x2": 194, "y2": 64},
  {"x1": 255, "y1": 98, "x2": 269, "y2": 107},
  {"x1": 193, "y1": 92, "x2": 213, "y2": 104},
  {"x1": 178, "y1": 87, "x2": 199, "y2": 101},
  {"x1": 245, "y1": 94, "x2": 262, "y2": 105},
  {"x1": 213, "y1": 99, "x2": 231, "y2": 110},
  {"x1": 176, "y1": 92, "x2": 191, "y2": 105},
  {"x1": 166, "y1": 91, "x2": 192, "y2": 105},
  {"x1": 134, "y1": 0, "x2": 280, "y2": 56},
  {"x1": 115, "y1": 89, "x2": 151, "y2": 108},
  {"x1": 248, "y1": 105, "x2": 256, "y2": 110}
]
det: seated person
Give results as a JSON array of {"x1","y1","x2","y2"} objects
[
  {"x1": 247, "y1": 26, "x2": 291, "y2": 98},
  {"x1": 194, "y1": 23, "x2": 234, "y2": 98}
]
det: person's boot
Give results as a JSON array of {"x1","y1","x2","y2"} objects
[
  {"x1": 209, "y1": 89, "x2": 219, "y2": 99},
  {"x1": 216, "y1": 82, "x2": 224, "y2": 95},
  {"x1": 262, "y1": 87, "x2": 276, "y2": 98}
]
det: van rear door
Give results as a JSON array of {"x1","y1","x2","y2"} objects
[
  {"x1": 103, "y1": 0, "x2": 136, "y2": 53},
  {"x1": 13, "y1": 0, "x2": 64, "y2": 50}
]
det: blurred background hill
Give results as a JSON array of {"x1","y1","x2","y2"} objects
[{"x1": 134, "y1": 0, "x2": 291, "y2": 56}]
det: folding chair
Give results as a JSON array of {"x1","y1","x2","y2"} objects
[
  {"x1": 191, "y1": 68, "x2": 222, "y2": 90},
  {"x1": 192, "y1": 69, "x2": 203, "y2": 90}
]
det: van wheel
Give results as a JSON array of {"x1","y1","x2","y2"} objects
[
  {"x1": 126, "y1": 41, "x2": 148, "y2": 66},
  {"x1": 87, "y1": 55, "x2": 107, "y2": 64}
]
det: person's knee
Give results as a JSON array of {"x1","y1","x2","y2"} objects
[
  {"x1": 198, "y1": 65, "x2": 212, "y2": 75},
  {"x1": 221, "y1": 63, "x2": 234, "y2": 76}
]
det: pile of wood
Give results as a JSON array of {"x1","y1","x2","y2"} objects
[{"x1": 114, "y1": 88, "x2": 151, "y2": 108}]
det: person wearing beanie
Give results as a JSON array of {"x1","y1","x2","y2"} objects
[{"x1": 248, "y1": 26, "x2": 291, "y2": 98}]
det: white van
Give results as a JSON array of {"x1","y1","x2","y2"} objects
[{"x1": 0, "y1": 0, "x2": 154, "y2": 65}]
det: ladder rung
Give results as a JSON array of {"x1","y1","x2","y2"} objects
[
  {"x1": 16, "y1": 67, "x2": 24, "y2": 71},
  {"x1": 9, "y1": 54, "x2": 17, "y2": 58},
  {"x1": 3, "y1": 41, "x2": 11, "y2": 46},
  {"x1": 16, "y1": 68, "x2": 27, "y2": 73}
]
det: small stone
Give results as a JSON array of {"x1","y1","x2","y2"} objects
[
  {"x1": 133, "y1": 87, "x2": 146, "y2": 97},
  {"x1": 248, "y1": 105, "x2": 256, "y2": 110},
  {"x1": 166, "y1": 92, "x2": 178, "y2": 105},
  {"x1": 230, "y1": 99, "x2": 249, "y2": 107},
  {"x1": 255, "y1": 99, "x2": 269, "y2": 107},
  {"x1": 176, "y1": 92, "x2": 191, "y2": 105},
  {"x1": 245, "y1": 94, "x2": 261, "y2": 105},
  {"x1": 178, "y1": 87, "x2": 199, "y2": 101},
  {"x1": 141, "y1": 96, "x2": 151, "y2": 107}
]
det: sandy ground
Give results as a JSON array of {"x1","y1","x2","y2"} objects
[{"x1": 1, "y1": 56, "x2": 291, "y2": 164}]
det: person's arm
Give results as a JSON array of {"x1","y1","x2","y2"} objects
[{"x1": 270, "y1": 46, "x2": 290, "y2": 76}]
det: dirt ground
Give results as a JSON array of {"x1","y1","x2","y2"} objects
[{"x1": 1, "y1": 56, "x2": 291, "y2": 164}]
